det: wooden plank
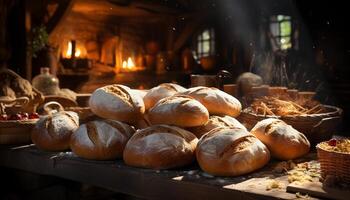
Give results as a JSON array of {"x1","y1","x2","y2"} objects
[{"x1": 287, "y1": 182, "x2": 350, "y2": 200}]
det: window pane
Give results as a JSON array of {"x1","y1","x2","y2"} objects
[
  {"x1": 280, "y1": 21, "x2": 291, "y2": 36},
  {"x1": 280, "y1": 36, "x2": 291, "y2": 50},
  {"x1": 197, "y1": 41, "x2": 202, "y2": 54},
  {"x1": 277, "y1": 15, "x2": 291, "y2": 22},
  {"x1": 203, "y1": 41, "x2": 210, "y2": 54},
  {"x1": 202, "y1": 29, "x2": 210, "y2": 40},
  {"x1": 270, "y1": 22, "x2": 279, "y2": 37}
]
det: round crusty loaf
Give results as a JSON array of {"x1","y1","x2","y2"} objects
[
  {"x1": 180, "y1": 86, "x2": 241, "y2": 117},
  {"x1": 89, "y1": 84, "x2": 145, "y2": 124},
  {"x1": 143, "y1": 83, "x2": 186, "y2": 110},
  {"x1": 148, "y1": 95, "x2": 209, "y2": 127},
  {"x1": 31, "y1": 111, "x2": 79, "y2": 151},
  {"x1": 250, "y1": 118, "x2": 310, "y2": 160},
  {"x1": 189, "y1": 115, "x2": 247, "y2": 138},
  {"x1": 70, "y1": 120, "x2": 135, "y2": 160},
  {"x1": 196, "y1": 127, "x2": 270, "y2": 176},
  {"x1": 123, "y1": 125, "x2": 198, "y2": 169}
]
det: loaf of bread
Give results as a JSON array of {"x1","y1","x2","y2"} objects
[
  {"x1": 196, "y1": 127, "x2": 270, "y2": 176},
  {"x1": 250, "y1": 118, "x2": 310, "y2": 160},
  {"x1": 89, "y1": 84, "x2": 145, "y2": 124},
  {"x1": 189, "y1": 115, "x2": 247, "y2": 138},
  {"x1": 123, "y1": 125, "x2": 198, "y2": 169},
  {"x1": 31, "y1": 111, "x2": 79, "y2": 151},
  {"x1": 70, "y1": 120, "x2": 135, "y2": 160},
  {"x1": 148, "y1": 95, "x2": 209, "y2": 127},
  {"x1": 132, "y1": 89, "x2": 148, "y2": 99},
  {"x1": 143, "y1": 83, "x2": 186, "y2": 110},
  {"x1": 180, "y1": 86, "x2": 241, "y2": 117}
]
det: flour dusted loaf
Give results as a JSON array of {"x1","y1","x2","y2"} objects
[
  {"x1": 123, "y1": 125, "x2": 198, "y2": 169},
  {"x1": 180, "y1": 86, "x2": 241, "y2": 117},
  {"x1": 143, "y1": 83, "x2": 186, "y2": 110},
  {"x1": 70, "y1": 120, "x2": 135, "y2": 160},
  {"x1": 89, "y1": 84, "x2": 145, "y2": 124},
  {"x1": 196, "y1": 127, "x2": 270, "y2": 176},
  {"x1": 31, "y1": 111, "x2": 79, "y2": 151},
  {"x1": 148, "y1": 95, "x2": 209, "y2": 127},
  {"x1": 189, "y1": 115, "x2": 247, "y2": 138},
  {"x1": 250, "y1": 118, "x2": 310, "y2": 160}
]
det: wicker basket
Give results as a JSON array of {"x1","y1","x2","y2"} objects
[
  {"x1": 316, "y1": 142, "x2": 350, "y2": 183},
  {"x1": 0, "y1": 119, "x2": 38, "y2": 144},
  {"x1": 238, "y1": 105, "x2": 342, "y2": 145}
]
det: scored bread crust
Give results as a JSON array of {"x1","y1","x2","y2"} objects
[
  {"x1": 143, "y1": 83, "x2": 186, "y2": 110},
  {"x1": 180, "y1": 86, "x2": 241, "y2": 117},
  {"x1": 89, "y1": 84, "x2": 145, "y2": 124},
  {"x1": 31, "y1": 111, "x2": 79, "y2": 151},
  {"x1": 189, "y1": 115, "x2": 247, "y2": 138},
  {"x1": 196, "y1": 127, "x2": 270, "y2": 176},
  {"x1": 70, "y1": 120, "x2": 135, "y2": 160},
  {"x1": 123, "y1": 125, "x2": 198, "y2": 169},
  {"x1": 250, "y1": 118, "x2": 310, "y2": 160},
  {"x1": 148, "y1": 95, "x2": 209, "y2": 127}
]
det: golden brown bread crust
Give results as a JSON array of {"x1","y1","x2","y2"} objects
[
  {"x1": 31, "y1": 111, "x2": 79, "y2": 151},
  {"x1": 123, "y1": 125, "x2": 198, "y2": 169},
  {"x1": 250, "y1": 118, "x2": 310, "y2": 160},
  {"x1": 143, "y1": 83, "x2": 186, "y2": 110},
  {"x1": 148, "y1": 95, "x2": 209, "y2": 127},
  {"x1": 89, "y1": 84, "x2": 145, "y2": 124},
  {"x1": 180, "y1": 86, "x2": 242, "y2": 117},
  {"x1": 188, "y1": 115, "x2": 247, "y2": 138},
  {"x1": 70, "y1": 120, "x2": 135, "y2": 160},
  {"x1": 196, "y1": 127, "x2": 270, "y2": 176}
]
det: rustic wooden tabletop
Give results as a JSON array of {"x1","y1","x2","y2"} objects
[{"x1": 0, "y1": 144, "x2": 323, "y2": 200}]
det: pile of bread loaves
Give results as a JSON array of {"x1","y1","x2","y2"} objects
[{"x1": 31, "y1": 83, "x2": 310, "y2": 177}]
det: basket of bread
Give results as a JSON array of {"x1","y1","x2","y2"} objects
[
  {"x1": 238, "y1": 87, "x2": 342, "y2": 144},
  {"x1": 0, "y1": 69, "x2": 43, "y2": 144},
  {"x1": 316, "y1": 138, "x2": 350, "y2": 184}
]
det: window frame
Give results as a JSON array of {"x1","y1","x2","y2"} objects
[
  {"x1": 269, "y1": 15, "x2": 293, "y2": 51},
  {"x1": 193, "y1": 27, "x2": 216, "y2": 61}
]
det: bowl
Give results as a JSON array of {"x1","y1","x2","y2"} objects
[{"x1": 0, "y1": 119, "x2": 38, "y2": 144}]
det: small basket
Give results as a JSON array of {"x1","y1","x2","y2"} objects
[{"x1": 316, "y1": 142, "x2": 350, "y2": 183}]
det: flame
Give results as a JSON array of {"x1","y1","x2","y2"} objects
[
  {"x1": 122, "y1": 57, "x2": 135, "y2": 69},
  {"x1": 65, "y1": 41, "x2": 82, "y2": 58}
]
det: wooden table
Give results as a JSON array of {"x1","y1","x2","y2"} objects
[{"x1": 0, "y1": 145, "x2": 319, "y2": 200}]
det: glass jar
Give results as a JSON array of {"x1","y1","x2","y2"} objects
[{"x1": 32, "y1": 67, "x2": 60, "y2": 95}]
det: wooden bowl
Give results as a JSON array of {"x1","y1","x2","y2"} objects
[{"x1": 0, "y1": 119, "x2": 38, "y2": 144}]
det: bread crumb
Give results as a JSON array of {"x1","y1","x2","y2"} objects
[
  {"x1": 266, "y1": 179, "x2": 282, "y2": 190},
  {"x1": 287, "y1": 161, "x2": 321, "y2": 184}
]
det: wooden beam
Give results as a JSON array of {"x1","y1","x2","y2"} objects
[
  {"x1": 25, "y1": 0, "x2": 32, "y2": 80},
  {"x1": 173, "y1": 14, "x2": 208, "y2": 52},
  {"x1": 47, "y1": 0, "x2": 75, "y2": 35}
]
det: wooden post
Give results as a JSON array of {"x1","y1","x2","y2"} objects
[{"x1": 25, "y1": 0, "x2": 32, "y2": 80}]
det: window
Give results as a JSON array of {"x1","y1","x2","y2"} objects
[
  {"x1": 270, "y1": 15, "x2": 292, "y2": 50},
  {"x1": 194, "y1": 28, "x2": 215, "y2": 60}
]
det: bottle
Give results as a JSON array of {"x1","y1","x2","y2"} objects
[{"x1": 32, "y1": 67, "x2": 60, "y2": 95}]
